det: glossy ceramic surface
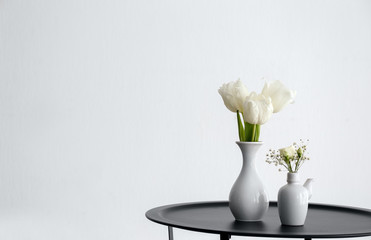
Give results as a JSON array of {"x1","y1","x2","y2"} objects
[
  {"x1": 229, "y1": 141, "x2": 269, "y2": 221},
  {"x1": 277, "y1": 173, "x2": 313, "y2": 226}
]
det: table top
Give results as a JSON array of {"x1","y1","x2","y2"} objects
[{"x1": 146, "y1": 201, "x2": 371, "y2": 239}]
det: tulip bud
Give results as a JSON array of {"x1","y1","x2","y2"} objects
[
  {"x1": 218, "y1": 79, "x2": 249, "y2": 113},
  {"x1": 242, "y1": 92, "x2": 273, "y2": 125}
]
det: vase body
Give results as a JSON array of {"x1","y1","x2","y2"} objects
[
  {"x1": 278, "y1": 173, "x2": 309, "y2": 226},
  {"x1": 229, "y1": 141, "x2": 269, "y2": 221}
]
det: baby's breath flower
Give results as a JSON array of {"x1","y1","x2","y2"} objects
[{"x1": 266, "y1": 140, "x2": 310, "y2": 173}]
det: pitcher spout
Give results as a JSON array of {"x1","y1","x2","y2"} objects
[{"x1": 303, "y1": 178, "x2": 314, "y2": 200}]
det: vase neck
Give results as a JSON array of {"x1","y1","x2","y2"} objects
[
  {"x1": 236, "y1": 141, "x2": 263, "y2": 167},
  {"x1": 287, "y1": 172, "x2": 300, "y2": 184}
]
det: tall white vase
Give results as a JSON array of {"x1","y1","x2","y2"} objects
[{"x1": 229, "y1": 141, "x2": 269, "y2": 221}]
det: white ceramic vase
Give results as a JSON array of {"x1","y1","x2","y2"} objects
[
  {"x1": 277, "y1": 172, "x2": 313, "y2": 226},
  {"x1": 229, "y1": 141, "x2": 269, "y2": 221}
]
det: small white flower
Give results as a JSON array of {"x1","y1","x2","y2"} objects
[
  {"x1": 279, "y1": 145, "x2": 296, "y2": 160},
  {"x1": 218, "y1": 79, "x2": 249, "y2": 113},
  {"x1": 261, "y1": 80, "x2": 296, "y2": 113},
  {"x1": 242, "y1": 92, "x2": 273, "y2": 125}
]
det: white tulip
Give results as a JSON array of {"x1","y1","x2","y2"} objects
[
  {"x1": 243, "y1": 92, "x2": 273, "y2": 125},
  {"x1": 218, "y1": 79, "x2": 249, "y2": 113},
  {"x1": 261, "y1": 80, "x2": 296, "y2": 113}
]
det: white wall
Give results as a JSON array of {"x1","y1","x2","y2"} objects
[{"x1": 1, "y1": 0, "x2": 371, "y2": 239}]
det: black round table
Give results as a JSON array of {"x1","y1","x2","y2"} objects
[{"x1": 146, "y1": 201, "x2": 371, "y2": 240}]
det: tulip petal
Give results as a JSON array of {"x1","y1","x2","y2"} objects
[
  {"x1": 262, "y1": 80, "x2": 296, "y2": 113},
  {"x1": 243, "y1": 92, "x2": 273, "y2": 125},
  {"x1": 218, "y1": 87, "x2": 237, "y2": 112},
  {"x1": 218, "y1": 79, "x2": 249, "y2": 113}
]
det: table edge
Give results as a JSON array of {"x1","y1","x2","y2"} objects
[{"x1": 145, "y1": 201, "x2": 371, "y2": 239}]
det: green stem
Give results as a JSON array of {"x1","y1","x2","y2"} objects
[
  {"x1": 244, "y1": 122, "x2": 261, "y2": 142},
  {"x1": 282, "y1": 164, "x2": 290, "y2": 171},
  {"x1": 237, "y1": 111, "x2": 246, "y2": 141},
  {"x1": 244, "y1": 122, "x2": 253, "y2": 141},
  {"x1": 255, "y1": 124, "x2": 260, "y2": 142},
  {"x1": 296, "y1": 157, "x2": 304, "y2": 172},
  {"x1": 285, "y1": 156, "x2": 293, "y2": 172},
  {"x1": 251, "y1": 124, "x2": 256, "y2": 141},
  {"x1": 289, "y1": 160, "x2": 294, "y2": 173},
  {"x1": 294, "y1": 156, "x2": 301, "y2": 172}
]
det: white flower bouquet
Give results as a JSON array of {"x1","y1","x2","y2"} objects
[
  {"x1": 266, "y1": 140, "x2": 310, "y2": 173},
  {"x1": 218, "y1": 79, "x2": 296, "y2": 141}
]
